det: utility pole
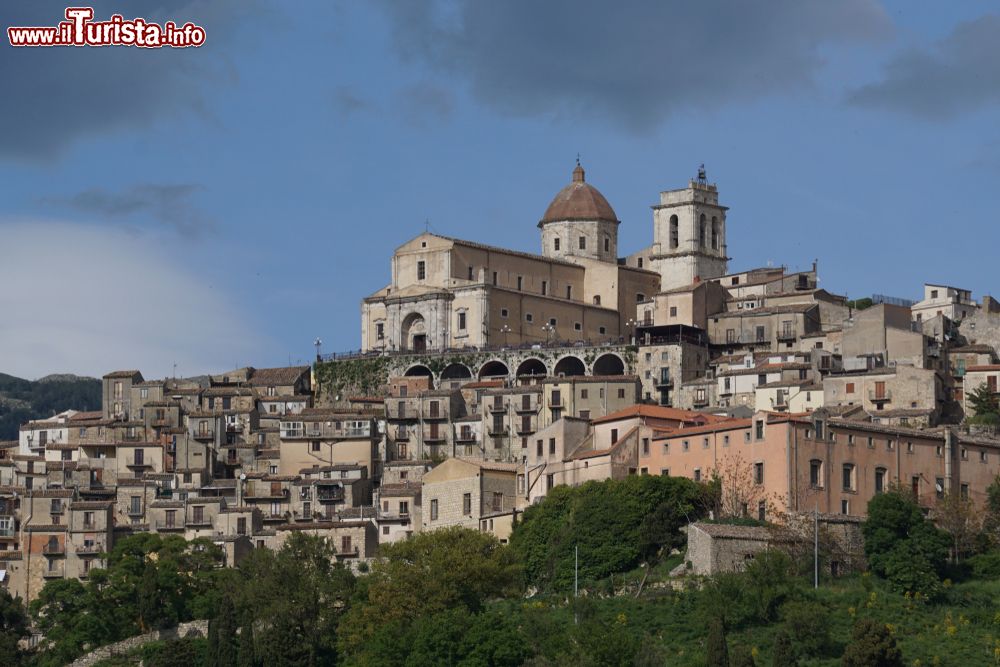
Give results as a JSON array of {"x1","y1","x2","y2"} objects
[{"x1": 814, "y1": 503, "x2": 819, "y2": 589}]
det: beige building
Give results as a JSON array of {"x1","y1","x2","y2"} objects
[
  {"x1": 361, "y1": 164, "x2": 740, "y2": 354},
  {"x1": 824, "y1": 365, "x2": 943, "y2": 426},
  {"x1": 912, "y1": 284, "x2": 977, "y2": 324},
  {"x1": 421, "y1": 458, "x2": 518, "y2": 531},
  {"x1": 540, "y1": 375, "x2": 640, "y2": 428}
]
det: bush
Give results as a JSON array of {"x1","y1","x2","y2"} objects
[
  {"x1": 966, "y1": 552, "x2": 1000, "y2": 579},
  {"x1": 779, "y1": 599, "x2": 831, "y2": 657},
  {"x1": 841, "y1": 618, "x2": 902, "y2": 667}
]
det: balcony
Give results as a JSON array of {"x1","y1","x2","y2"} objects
[
  {"x1": 154, "y1": 520, "x2": 185, "y2": 532},
  {"x1": 548, "y1": 397, "x2": 564, "y2": 408},
  {"x1": 455, "y1": 432, "x2": 476, "y2": 443},
  {"x1": 244, "y1": 488, "x2": 289, "y2": 501},
  {"x1": 262, "y1": 513, "x2": 288, "y2": 522},
  {"x1": 514, "y1": 403, "x2": 539, "y2": 414},
  {"x1": 868, "y1": 390, "x2": 892, "y2": 404},
  {"x1": 423, "y1": 411, "x2": 447, "y2": 421},
  {"x1": 316, "y1": 488, "x2": 345, "y2": 503},
  {"x1": 777, "y1": 330, "x2": 797, "y2": 342},
  {"x1": 693, "y1": 396, "x2": 710, "y2": 408},
  {"x1": 43, "y1": 566, "x2": 65, "y2": 578},
  {"x1": 487, "y1": 402, "x2": 507, "y2": 414},
  {"x1": 516, "y1": 424, "x2": 535, "y2": 436},
  {"x1": 654, "y1": 372, "x2": 673, "y2": 388},
  {"x1": 127, "y1": 506, "x2": 145, "y2": 517},
  {"x1": 42, "y1": 542, "x2": 65, "y2": 556},
  {"x1": 394, "y1": 429, "x2": 411, "y2": 441},
  {"x1": 126, "y1": 460, "x2": 152, "y2": 469},
  {"x1": 488, "y1": 426, "x2": 509, "y2": 437},
  {"x1": 0, "y1": 524, "x2": 15, "y2": 539},
  {"x1": 76, "y1": 543, "x2": 106, "y2": 555},
  {"x1": 193, "y1": 429, "x2": 215, "y2": 441},
  {"x1": 186, "y1": 517, "x2": 212, "y2": 528},
  {"x1": 151, "y1": 419, "x2": 171, "y2": 427},
  {"x1": 423, "y1": 432, "x2": 446, "y2": 443},
  {"x1": 121, "y1": 433, "x2": 142, "y2": 442},
  {"x1": 335, "y1": 546, "x2": 360, "y2": 558}
]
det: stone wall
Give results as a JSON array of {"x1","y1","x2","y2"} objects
[{"x1": 68, "y1": 619, "x2": 209, "y2": 667}]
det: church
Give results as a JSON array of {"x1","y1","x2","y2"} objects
[{"x1": 360, "y1": 162, "x2": 730, "y2": 353}]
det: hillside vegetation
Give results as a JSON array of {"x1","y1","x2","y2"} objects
[{"x1": 0, "y1": 372, "x2": 101, "y2": 439}]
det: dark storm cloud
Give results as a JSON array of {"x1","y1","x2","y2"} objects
[
  {"x1": 849, "y1": 15, "x2": 1000, "y2": 120},
  {"x1": 43, "y1": 183, "x2": 214, "y2": 236},
  {"x1": 0, "y1": 1, "x2": 259, "y2": 161},
  {"x1": 373, "y1": 0, "x2": 890, "y2": 130}
]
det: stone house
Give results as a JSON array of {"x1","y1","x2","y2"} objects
[{"x1": 421, "y1": 458, "x2": 518, "y2": 531}]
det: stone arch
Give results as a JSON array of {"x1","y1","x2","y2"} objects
[
  {"x1": 400, "y1": 312, "x2": 427, "y2": 352},
  {"x1": 403, "y1": 364, "x2": 433, "y2": 377},
  {"x1": 440, "y1": 363, "x2": 473, "y2": 380},
  {"x1": 478, "y1": 359, "x2": 511, "y2": 380},
  {"x1": 711, "y1": 215, "x2": 720, "y2": 250},
  {"x1": 592, "y1": 353, "x2": 625, "y2": 376},
  {"x1": 553, "y1": 355, "x2": 586, "y2": 377},
  {"x1": 699, "y1": 213, "x2": 707, "y2": 248},
  {"x1": 516, "y1": 358, "x2": 548, "y2": 379}
]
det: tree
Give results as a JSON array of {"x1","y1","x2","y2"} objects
[
  {"x1": 771, "y1": 630, "x2": 797, "y2": 667},
  {"x1": 239, "y1": 532, "x2": 354, "y2": 667},
  {"x1": 863, "y1": 488, "x2": 949, "y2": 595},
  {"x1": 711, "y1": 453, "x2": 780, "y2": 521},
  {"x1": 731, "y1": 645, "x2": 756, "y2": 667},
  {"x1": 339, "y1": 527, "x2": 517, "y2": 659},
  {"x1": 841, "y1": 618, "x2": 902, "y2": 667},
  {"x1": 138, "y1": 561, "x2": 163, "y2": 632},
  {"x1": 214, "y1": 596, "x2": 237, "y2": 667},
  {"x1": 934, "y1": 491, "x2": 983, "y2": 563},
  {"x1": 967, "y1": 382, "x2": 1000, "y2": 423},
  {"x1": 0, "y1": 590, "x2": 29, "y2": 667},
  {"x1": 237, "y1": 616, "x2": 257, "y2": 667},
  {"x1": 983, "y1": 476, "x2": 1000, "y2": 547},
  {"x1": 706, "y1": 618, "x2": 730, "y2": 667}
]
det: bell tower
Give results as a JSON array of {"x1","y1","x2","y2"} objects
[{"x1": 649, "y1": 165, "x2": 729, "y2": 291}]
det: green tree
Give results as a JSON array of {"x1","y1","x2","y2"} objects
[
  {"x1": 0, "y1": 590, "x2": 29, "y2": 666},
  {"x1": 706, "y1": 618, "x2": 730, "y2": 667},
  {"x1": 339, "y1": 527, "x2": 517, "y2": 660},
  {"x1": 731, "y1": 645, "x2": 756, "y2": 667},
  {"x1": 240, "y1": 532, "x2": 354, "y2": 667},
  {"x1": 138, "y1": 562, "x2": 164, "y2": 632},
  {"x1": 237, "y1": 616, "x2": 257, "y2": 667},
  {"x1": 214, "y1": 596, "x2": 237, "y2": 667},
  {"x1": 510, "y1": 475, "x2": 711, "y2": 590},
  {"x1": 771, "y1": 630, "x2": 796, "y2": 667},
  {"x1": 841, "y1": 618, "x2": 903, "y2": 667},
  {"x1": 779, "y1": 599, "x2": 830, "y2": 657},
  {"x1": 967, "y1": 382, "x2": 1000, "y2": 422},
  {"x1": 863, "y1": 489, "x2": 949, "y2": 595}
]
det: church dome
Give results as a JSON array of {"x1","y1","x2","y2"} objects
[{"x1": 538, "y1": 163, "x2": 619, "y2": 227}]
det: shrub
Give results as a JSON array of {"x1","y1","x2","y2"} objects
[{"x1": 841, "y1": 618, "x2": 902, "y2": 667}]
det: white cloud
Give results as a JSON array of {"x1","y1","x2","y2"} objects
[{"x1": 0, "y1": 220, "x2": 269, "y2": 380}]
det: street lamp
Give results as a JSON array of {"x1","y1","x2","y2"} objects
[
  {"x1": 541, "y1": 323, "x2": 555, "y2": 345},
  {"x1": 500, "y1": 324, "x2": 511, "y2": 348},
  {"x1": 625, "y1": 318, "x2": 637, "y2": 345}
]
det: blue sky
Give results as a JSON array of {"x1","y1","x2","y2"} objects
[{"x1": 2, "y1": 1, "x2": 999, "y2": 379}]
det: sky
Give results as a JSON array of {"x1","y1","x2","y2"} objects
[{"x1": 1, "y1": 1, "x2": 999, "y2": 380}]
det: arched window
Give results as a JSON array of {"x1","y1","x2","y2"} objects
[
  {"x1": 592, "y1": 295, "x2": 601, "y2": 305},
  {"x1": 711, "y1": 216, "x2": 719, "y2": 250},
  {"x1": 669, "y1": 215, "x2": 679, "y2": 249},
  {"x1": 699, "y1": 214, "x2": 707, "y2": 248}
]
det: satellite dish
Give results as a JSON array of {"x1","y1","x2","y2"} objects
[
  {"x1": 935, "y1": 482, "x2": 943, "y2": 493},
  {"x1": 239, "y1": 473, "x2": 247, "y2": 481}
]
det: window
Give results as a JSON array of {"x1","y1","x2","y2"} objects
[
  {"x1": 611, "y1": 429, "x2": 619, "y2": 444},
  {"x1": 604, "y1": 237, "x2": 610, "y2": 252},
  {"x1": 842, "y1": 464, "x2": 855, "y2": 491},
  {"x1": 669, "y1": 215, "x2": 679, "y2": 249},
  {"x1": 754, "y1": 462, "x2": 764, "y2": 485},
  {"x1": 468, "y1": 266, "x2": 474, "y2": 280},
  {"x1": 981, "y1": 451, "x2": 988, "y2": 463},
  {"x1": 574, "y1": 322, "x2": 582, "y2": 331},
  {"x1": 599, "y1": 326, "x2": 606, "y2": 335},
  {"x1": 566, "y1": 286, "x2": 572, "y2": 299},
  {"x1": 931, "y1": 289, "x2": 939, "y2": 298},
  {"x1": 703, "y1": 438, "x2": 709, "y2": 449},
  {"x1": 875, "y1": 467, "x2": 886, "y2": 494},
  {"x1": 193, "y1": 505, "x2": 205, "y2": 523},
  {"x1": 682, "y1": 440, "x2": 689, "y2": 452},
  {"x1": 723, "y1": 434, "x2": 730, "y2": 447},
  {"x1": 593, "y1": 295, "x2": 601, "y2": 305},
  {"x1": 757, "y1": 500, "x2": 766, "y2": 521},
  {"x1": 961, "y1": 447, "x2": 968, "y2": 460},
  {"x1": 549, "y1": 438, "x2": 556, "y2": 455},
  {"x1": 755, "y1": 420, "x2": 764, "y2": 440},
  {"x1": 847, "y1": 434, "x2": 855, "y2": 446},
  {"x1": 492, "y1": 492, "x2": 503, "y2": 512},
  {"x1": 311, "y1": 441, "x2": 321, "y2": 452},
  {"x1": 526, "y1": 313, "x2": 533, "y2": 323},
  {"x1": 669, "y1": 306, "x2": 677, "y2": 317},
  {"x1": 549, "y1": 318, "x2": 557, "y2": 326},
  {"x1": 637, "y1": 258, "x2": 643, "y2": 268},
  {"x1": 492, "y1": 271, "x2": 498, "y2": 286},
  {"x1": 516, "y1": 276, "x2": 523, "y2": 291},
  {"x1": 936, "y1": 478, "x2": 945, "y2": 499},
  {"x1": 417, "y1": 261, "x2": 426, "y2": 280},
  {"x1": 961, "y1": 484, "x2": 969, "y2": 500},
  {"x1": 458, "y1": 312, "x2": 466, "y2": 330},
  {"x1": 536, "y1": 440, "x2": 543, "y2": 457},
  {"x1": 846, "y1": 382, "x2": 855, "y2": 394},
  {"x1": 693, "y1": 468, "x2": 701, "y2": 482},
  {"x1": 617, "y1": 388, "x2": 625, "y2": 399},
  {"x1": 341, "y1": 536, "x2": 352, "y2": 553},
  {"x1": 636, "y1": 293, "x2": 645, "y2": 303},
  {"x1": 642, "y1": 438, "x2": 649, "y2": 455},
  {"x1": 867, "y1": 437, "x2": 874, "y2": 449},
  {"x1": 430, "y1": 499, "x2": 438, "y2": 521},
  {"x1": 541, "y1": 280, "x2": 547, "y2": 295},
  {"x1": 809, "y1": 459, "x2": 823, "y2": 487},
  {"x1": 463, "y1": 493, "x2": 472, "y2": 515},
  {"x1": 554, "y1": 238, "x2": 560, "y2": 251},
  {"x1": 579, "y1": 236, "x2": 586, "y2": 250},
  {"x1": 841, "y1": 499, "x2": 850, "y2": 515},
  {"x1": 501, "y1": 308, "x2": 509, "y2": 318},
  {"x1": 399, "y1": 501, "x2": 409, "y2": 514}
]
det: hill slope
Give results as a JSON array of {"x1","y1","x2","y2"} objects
[{"x1": 0, "y1": 372, "x2": 102, "y2": 440}]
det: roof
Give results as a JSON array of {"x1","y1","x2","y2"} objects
[
  {"x1": 691, "y1": 522, "x2": 772, "y2": 540},
  {"x1": 948, "y1": 344, "x2": 995, "y2": 354},
  {"x1": 103, "y1": 370, "x2": 142, "y2": 379},
  {"x1": 539, "y1": 163, "x2": 619, "y2": 226},
  {"x1": 967, "y1": 365, "x2": 1000, "y2": 372},
  {"x1": 379, "y1": 483, "x2": 422, "y2": 497},
  {"x1": 248, "y1": 366, "x2": 310, "y2": 387},
  {"x1": 653, "y1": 418, "x2": 752, "y2": 440},
  {"x1": 453, "y1": 458, "x2": 520, "y2": 472},
  {"x1": 542, "y1": 375, "x2": 639, "y2": 384},
  {"x1": 68, "y1": 411, "x2": 103, "y2": 422},
  {"x1": 591, "y1": 404, "x2": 722, "y2": 426}
]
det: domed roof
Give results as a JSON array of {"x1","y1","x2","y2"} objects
[{"x1": 538, "y1": 163, "x2": 619, "y2": 227}]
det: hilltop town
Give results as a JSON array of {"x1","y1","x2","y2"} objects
[{"x1": 4, "y1": 163, "x2": 1000, "y2": 608}]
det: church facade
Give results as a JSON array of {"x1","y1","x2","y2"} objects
[{"x1": 360, "y1": 163, "x2": 730, "y2": 354}]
